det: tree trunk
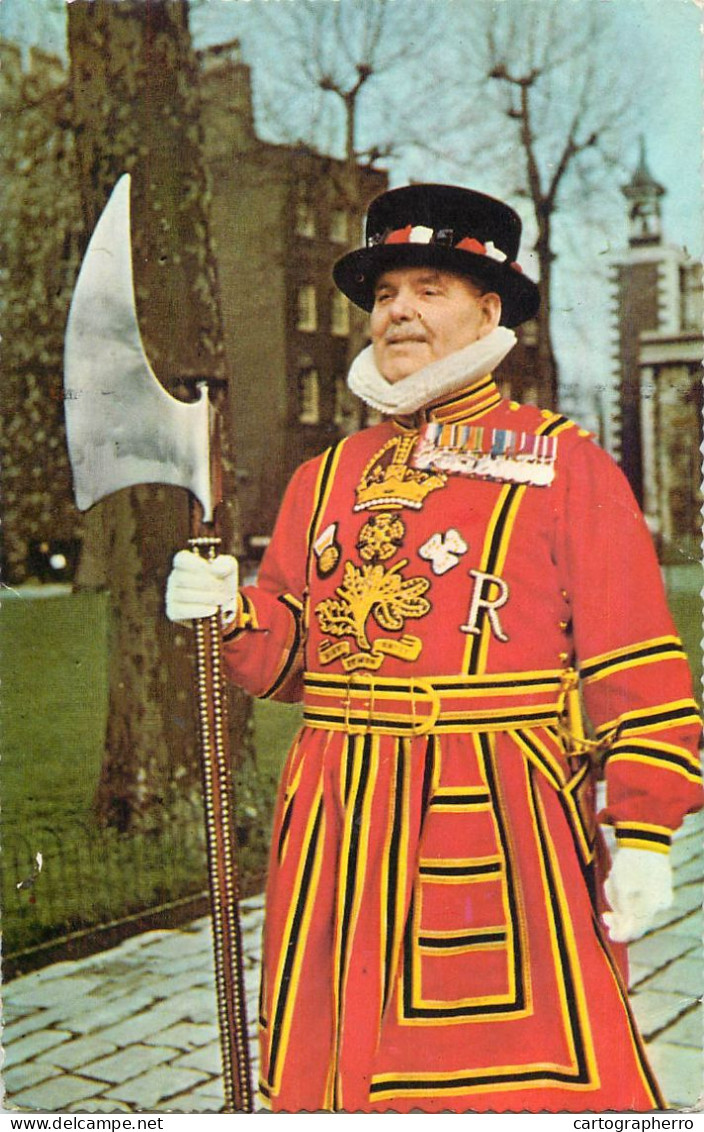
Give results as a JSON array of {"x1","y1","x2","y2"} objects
[{"x1": 67, "y1": 0, "x2": 250, "y2": 831}]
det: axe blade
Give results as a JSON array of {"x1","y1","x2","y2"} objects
[{"x1": 64, "y1": 174, "x2": 214, "y2": 521}]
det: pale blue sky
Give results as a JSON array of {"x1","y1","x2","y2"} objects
[{"x1": 2, "y1": 0, "x2": 700, "y2": 253}]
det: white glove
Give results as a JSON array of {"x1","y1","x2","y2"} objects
[
  {"x1": 603, "y1": 847, "x2": 673, "y2": 943},
  {"x1": 165, "y1": 549, "x2": 239, "y2": 625}
]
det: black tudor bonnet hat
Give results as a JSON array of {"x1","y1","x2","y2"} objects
[{"x1": 333, "y1": 183, "x2": 540, "y2": 329}]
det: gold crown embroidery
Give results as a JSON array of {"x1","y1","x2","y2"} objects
[{"x1": 355, "y1": 435, "x2": 446, "y2": 512}]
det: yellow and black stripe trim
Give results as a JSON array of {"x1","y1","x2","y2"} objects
[
  {"x1": 590, "y1": 911, "x2": 665, "y2": 1106},
  {"x1": 580, "y1": 636, "x2": 687, "y2": 685},
  {"x1": 379, "y1": 739, "x2": 411, "y2": 1012},
  {"x1": 264, "y1": 785, "x2": 326, "y2": 1099},
  {"x1": 557, "y1": 760, "x2": 596, "y2": 871},
  {"x1": 605, "y1": 738, "x2": 701, "y2": 783},
  {"x1": 513, "y1": 728, "x2": 568, "y2": 791},
  {"x1": 304, "y1": 670, "x2": 565, "y2": 695},
  {"x1": 330, "y1": 732, "x2": 380, "y2": 1111},
  {"x1": 418, "y1": 927, "x2": 508, "y2": 952},
  {"x1": 399, "y1": 736, "x2": 526, "y2": 1021},
  {"x1": 370, "y1": 749, "x2": 598, "y2": 1099},
  {"x1": 261, "y1": 593, "x2": 305, "y2": 700},
  {"x1": 393, "y1": 375, "x2": 503, "y2": 431},
  {"x1": 223, "y1": 592, "x2": 258, "y2": 641},
  {"x1": 276, "y1": 753, "x2": 305, "y2": 867},
  {"x1": 426, "y1": 376, "x2": 503, "y2": 424},
  {"x1": 596, "y1": 699, "x2": 702, "y2": 742},
  {"x1": 463, "y1": 482, "x2": 526, "y2": 675},
  {"x1": 305, "y1": 439, "x2": 349, "y2": 584},
  {"x1": 461, "y1": 415, "x2": 572, "y2": 677},
  {"x1": 303, "y1": 702, "x2": 562, "y2": 735},
  {"x1": 613, "y1": 821, "x2": 672, "y2": 854}
]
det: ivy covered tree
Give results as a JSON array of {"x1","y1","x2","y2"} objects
[{"x1": 66, "y1": 0, "x2": 249, "y2": 831}]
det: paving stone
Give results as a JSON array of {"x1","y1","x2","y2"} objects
[
  {"x1": 664, "y1": 1006, "x2": 703, "y2": 1049},
  {"x1": 145, "y1": 1021, "x2": 217, "y2": 1050},
  {"x1": 631, "y1": 990, "x2": 691, "y2": 1039},
  {"x1": 186, "y1": 1075, "x2": 226, "y2": 1101},
  {"x1": 243, "y1": 967, "x2": 261, "y2": 997},
  {"x1": 645, "y1": 956, "x2": 702, "y2": 999},
  {"x1": 147, "y1": 952, "x2": 211, "y2": 979},
  {"x1": 85, "y1": 974, "x2": 165, "y2": 1003},
  {"x1": 664, "y1": 911, "x2": 703, "y2": 940},
  {"x1": 673, "y1": 856, "x2": 704, "y2": 885},
  {"x1": 629, "y1": 931, "x2": 697, "y2": 970},
  {"x1": 8, "y1": 1074, "x2": 107, "y2": 1111},
  {"x1": 671, "y1": 884, "x2": 703, "y2": 915},
  {"x1": 2, "y1": 1007, "x2": 65, "y2": 1043},
  {"x1": 4, "y1": 975, "x2": 104, "y2": 1009},
  {"x1": 627, "y1": 961, "x2": 652, "y2": 990},
  {"x1": 64, "y1": 1098, "x2": 134, "y2": 1113},
  {"x1": 103, "y1": 1065, "x2": 209, "y2": 1110},
  {"x1": 81, "y1": 1042, "x2": 181, "y2": 1085},
  {"x1": 36, "y1": 1034, "x2": 120, "y2": 1071},
  {"x1": 139, "y1": 931, "x2": 213, "y2": 960},
  {"x1": 60, "y1": 989, "x2": 164, "y2": 1035},
  {"x1": 3, "y1": 1026, "x2": 73, "y2": 1067},
  {"x1": 166, "y1": 1085, "x2": 224, "y2": 1113},
  {"x1": 3, "y1": 1059, "x2": 62, "y2": 1097},
  {"x1": 646, "y1": 1040, "x2": 703, "y2": 1110},
  {"x1": 150, "y1": 967, "x2": 214, "y2": 996},
  {"x1": 172, "y1": 1041, "x2": 222, "y2": 1076},
  {"x1": 95, "y1": 1000, "x2": 205, "y2": 1047},
  {"x1": 150, "y1": 988, "x2": 218, "y2": 1026}
]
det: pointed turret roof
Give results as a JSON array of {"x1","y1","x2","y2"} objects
[{"x1": 622, "y1": 136, "x2": 665, "y2": 199}]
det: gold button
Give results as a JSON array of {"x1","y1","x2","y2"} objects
[
  {"x1": 578, "y1": 428, "x2": 590, "y2": 437},
  {"x1": 559, "y1": 620, "x2": 569, "y2": 631},
  {"x1": 559, "y1": 651, "x2": 570, "y2": 663},
  {"x1": 509, "y1": 401, "x2": 520, "y2": 411}
]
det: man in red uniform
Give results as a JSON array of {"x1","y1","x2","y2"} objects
[{"x1": 167, "y1": 185, "x2": 702, "y2": 1112}]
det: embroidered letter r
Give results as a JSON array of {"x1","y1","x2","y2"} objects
[{"x1": 460, "y1": 569, "x2": 510, "y2": 642}]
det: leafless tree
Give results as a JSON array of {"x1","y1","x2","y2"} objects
[
  {"x1": 233, "y1": 0, "x2": 436, "y2": 190},
  {"x1": 416, "y1": 0, "x2": 654, "y2": 407}
]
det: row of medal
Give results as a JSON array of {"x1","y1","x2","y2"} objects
[{"x1": 413, "y1": 422, "x2": 558, "y2": 487}]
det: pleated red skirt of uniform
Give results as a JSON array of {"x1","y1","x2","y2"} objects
[{"x1": 257, "y1": 726, "x2": 663, "y2": 1113}]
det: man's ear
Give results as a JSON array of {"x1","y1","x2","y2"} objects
[{"x1": 478, "y1": 291, "x2": 502, "y2": 336}]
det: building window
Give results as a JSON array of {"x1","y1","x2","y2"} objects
[
  {"x1": 334, "y1": 376, "x2": 361, "y2": 435},
  {"x1": 295, "y1": 199, "x2": 316, "y2": 238},
  {"x1": 299, "y1": 368, "x2": 320, "y2": 424},
  {"x1": 331, "y1": 290, "x2": 350, "y2": 337},
  {"x1": 297, "y1": 285, "x2": 317, "y2": 332},
  {"x1": 330, "y1": 209, "x2": 348, "y2": 244}
]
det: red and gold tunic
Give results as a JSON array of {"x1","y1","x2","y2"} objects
[{"x1": 222, "y1": 375, "x2": 702, "y2": 1113}]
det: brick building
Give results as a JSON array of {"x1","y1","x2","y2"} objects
[
  {"x1": 607, "y1": 141, "x2": 702, "y2": 555},
  {"x1": 197, "y1": 41, "x2": 387, "y2": 555}
]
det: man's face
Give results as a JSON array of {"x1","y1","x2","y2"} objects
[{"x1": 370, "y1": 267, "x2": 501, "y2": 384}]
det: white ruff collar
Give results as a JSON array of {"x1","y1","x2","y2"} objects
[{"x1": 347, "y1": 326, "x2": 517, "y2": 416}]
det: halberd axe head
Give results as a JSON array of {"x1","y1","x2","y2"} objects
[{"x1": 64, "y1": 174, "x2": 214, "y2": 521}]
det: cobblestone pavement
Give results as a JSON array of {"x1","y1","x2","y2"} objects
[{"x1": 2, "y1": 813, "x2": 702, "y2": 1114}]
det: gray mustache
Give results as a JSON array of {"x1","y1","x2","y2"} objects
[{"x1": 384, "y1": 331, "x2": 427, "y2": 344}]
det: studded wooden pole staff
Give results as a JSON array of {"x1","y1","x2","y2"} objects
[
  {"x1": 189, "y1": 519, "x2": 253, "y2": 1114},
  {"x1": 63, "y1": 175, "x2": 253, "y2": 1113}
]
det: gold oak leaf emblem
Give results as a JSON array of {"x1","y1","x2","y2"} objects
[{"x1": 316, "y1": 559, "x2": 431, "y2": 652}]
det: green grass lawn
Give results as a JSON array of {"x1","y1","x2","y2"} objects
[
  {"x1": 1, "y1": 570, "x2": 700, "y2": 960},
  {"x1": 1, "y1": 592, "x2": 300, "y2": 958}
]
